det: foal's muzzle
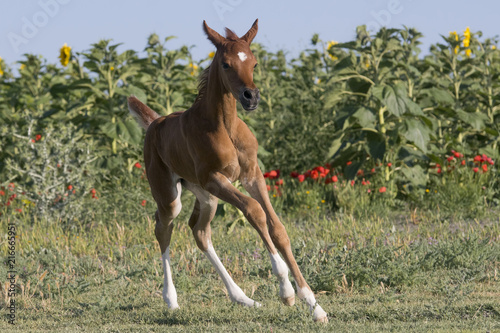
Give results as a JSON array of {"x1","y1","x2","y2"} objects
[{"x1": 239, "y1": 88, "x2": 260, "y2": 111}]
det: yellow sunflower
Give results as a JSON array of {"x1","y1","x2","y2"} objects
[
  {"x1": 326, "y1": 40, "x2": 338, "y2": 61},
  {"x1": 59, "y1": 43, "x2": 72, "y2": 67},
  {"x1": 463, "y1": 27, "x2": 471, "y2": 48},
  {"x1": 188, "y1": 63, "x2": 198, "y2": 76},
  {"x1": 449, "y1": 31, "x2": 459, "y2": 54}
]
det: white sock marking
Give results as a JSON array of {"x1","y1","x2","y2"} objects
[
  {"x1": 269, "y1": 252, "x2": 295, "y2": 300},
  {"x1": 161, "y1": 246, "x2": 179, "y2": 309},
  {"x1": 297, "y1": 286, "x2": 327, "y2": 321},
  {"x1": 205, "y1": 244, "x2": 260, "y2": 307},
  {"x1": 238, "y1": 52, "x2": 247, "y2": 62}
]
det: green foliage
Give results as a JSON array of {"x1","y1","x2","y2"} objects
[{"x1": 0, "y1": 26, "x2": 499, "y2": 215}]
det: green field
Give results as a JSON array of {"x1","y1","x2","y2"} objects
[
  {"x1": 1, "y1": 201, "x2": 499, "y2": 332},
  {"x1": 1, "y1": 24, "x2": 500, "y2": 331}
]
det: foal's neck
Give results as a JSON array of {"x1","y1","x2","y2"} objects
[{"x1": 199, "y1": 65, "x2": 238, "y2": 133}]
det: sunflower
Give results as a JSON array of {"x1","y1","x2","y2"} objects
[
  {"x1": 59, "y1": 43, "x2": 72, "y2": 67},
  {"x1": 326, "y1": 40, "x2": 338, "y2": 60}
]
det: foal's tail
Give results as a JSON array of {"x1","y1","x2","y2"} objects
[{"x1": 127, "y1": 96, "x2": 161, "y2": 130}]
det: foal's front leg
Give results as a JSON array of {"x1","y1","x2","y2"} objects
[
  {"x1": 205, "y1": 172, "x2": 328, "y2": 322},
  {"x1": 241, "y1": 169, "x2": 328, "y2": 323}
]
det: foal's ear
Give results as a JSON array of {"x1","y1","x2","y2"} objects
[
  {"x1": 241, "y1": 19, "x2": 258, "y2": 44},
  {"x1": 203, "y1": 20, "x2": 225, "y2": 48}
]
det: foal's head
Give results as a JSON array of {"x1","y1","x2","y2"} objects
[{"x1": 203, "y1": 19, "x2": 260, "y2": 111}]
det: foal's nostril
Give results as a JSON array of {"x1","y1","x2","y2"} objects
[{"x1": 243, "y1": 90, "x2": 253, "y2": 100}]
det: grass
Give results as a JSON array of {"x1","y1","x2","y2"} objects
[{"x1": 1, "y1": 199, "x2": 499, "y2": 332}]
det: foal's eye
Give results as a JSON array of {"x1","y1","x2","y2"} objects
[
  {"x1": 254, "y1": 63, "x2": 258, "y2": 69},
  {"x1": 222, "y1": 62, "x2": 230, "y2": 69}
]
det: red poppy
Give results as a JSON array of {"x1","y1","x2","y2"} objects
[
  {"x1": 290, "y1": 171, "x2": 299, "y2": 178},
  {"x1": 310, "y1": 170, "x2": 319, "y2": 180},
  {"x1": 35, "y1": 134, "x2": 42, "y2": 141},
  {"x1": 275, "y1": 179, "x2": 283, "y2": 186},
  {"x1": 473, "y1": 167, "x2": 479, "y2": 173},
  {"x1": 473, "y1": 155, "x2": 482, "y2": 163},
  {"x1": 315, "y1": 166, "x2": 325, "y2": 174},
  {"x1": 346, "y1": 161, "x2": 352, "y2": 166},
  {"x1": 67, "y1": 185, "x2": 73, "y2": 190},
  {"x1": 387, "y1": 163, "x2": 392, "y2": 167},
  {"x1": 134, "y1": 162, "x2": 142, "y2": 169},
  {"x1": 357, "y1": 170, "x2": 364, "y2": 177},
  {"x1": 297, "y1": 175, "x2": 305, "y2": 183},
  {"x1": 31, "y1": 139, "x2": 35, "y2": 143},
  {"x1": 361, "y1": 179, "x2": 367, "y2": 186},
  {"x1": 265, "y1": 170, "x2": 279, "y2": 179},
  {"x1": 141, "y1": 200, "x2": 147, "y2": 206},
  {"x1": 482, "y1": 164, "x2": 488, "y2": 172},
  {"x1": 461, "y1": 160, "x2": 466, "y2": 166},
  {"x1": 332, "y1": 175, "x2": 338, "y2": 183},
  {"x1": 437, "y1": 168, "x2": 442, "y2": 174},
  {"x1": 350, "y1": 180, "x2": 355, "y2": 186},
  {"x1": 90, "y1": 188, "x2": 96, "y2": 194},
  {"x1": 454, "y1": 152, "x2": 462, "y2": 158},
  {"x1": 371, "y1": 168, "x2": 375, "y2": 173},
  {"x1": 447, "y1": 156, "x2": 454, "y2": 162},
  {"x1": 379, "y1": 186, "x2": 387, "y2": 193},
  {"x1": 0, "y1": 191, "x2": 4, "y2": 196}
]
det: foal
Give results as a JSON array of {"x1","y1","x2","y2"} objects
[{"x1": 128, "y1": 19, "x2": 327, "y2": 322}]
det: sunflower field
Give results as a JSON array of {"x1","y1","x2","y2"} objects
[{"x1": 1, "y1": 25, "x2": 498, "y2": 221}]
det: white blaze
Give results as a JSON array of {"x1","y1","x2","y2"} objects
[{"x1": 238, "y1": 52, "x2": 247, "y2": 62}]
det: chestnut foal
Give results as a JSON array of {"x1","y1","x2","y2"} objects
[{"x1": 128, "y1": 19, "x2": 327, "y2": 322}]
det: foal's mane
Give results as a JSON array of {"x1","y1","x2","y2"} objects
[
  {"x1": 194, "y1": 28, "x2": 239, "y2": 105},
  {"x1": 194, "y1": 66, "x2": 210, "y2": 104}
]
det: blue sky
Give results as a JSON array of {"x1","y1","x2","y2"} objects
[{"x1": 1, "y1": 0, "x2": 499, "y2": 65}]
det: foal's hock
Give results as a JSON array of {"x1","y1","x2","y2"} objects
[{"x1": 127, "y1": 19, "x2": 327, "y2": 323}]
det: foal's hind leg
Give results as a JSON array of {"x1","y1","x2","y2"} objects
[
  {"x1": 152, "y1": 180, "x2": 182, "y2": 309},
  {"x1": 183, "y1": 181, "x2": 260, "y2": 307}
]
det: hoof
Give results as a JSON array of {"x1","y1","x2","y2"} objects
[
  {"x1": 313, "y1": 305, "x2": 328, "y2": 323},
  {"x1": 314, "y1": 315, "x2": 328, "y2": 323},
  {"x1": 281, "y1": 295, "x2": 295, "y2": 306},
  {"x1": 233, "y1": 296, "x2": 261, "y2": 308}
]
